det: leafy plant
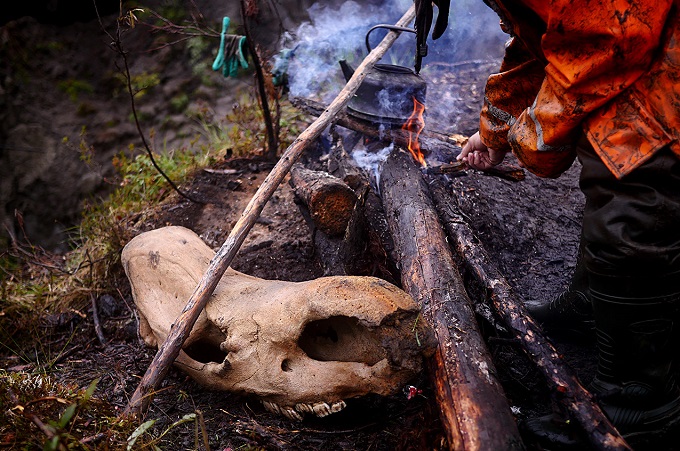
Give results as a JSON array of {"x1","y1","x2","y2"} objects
[
  {"x1": 58, "y1": 79, "x2": 94, "y2": 102},
  {"x1": 126, "y1": 412, "x2": 209, "y2": 451},
  {"x1": 113, "y1": 71, "x2": 161, "y2": 98},
  {"x1": 42, "y1": 378, "x2": 99, "y2": 451},
  {"x1": 191, "y1": 93, "x2": 308, "y2": 158}
]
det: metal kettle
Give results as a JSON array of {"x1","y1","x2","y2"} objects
[{"x1": 340, "y1": 24, "x2": 426, "y2": 125}]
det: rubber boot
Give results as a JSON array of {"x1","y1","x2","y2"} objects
[
  {"x1": 523, "y1": 274, "x2": 680, "y2": 449},
  {"x1": 528, "y1": 240, "x2": 594, "y2": 335},
  {"x1": 588, "y1": 274, "x2": 680, "y2": 436}
]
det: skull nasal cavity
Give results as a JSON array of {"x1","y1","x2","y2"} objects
[{"x1": 298, "y1": 316, "x2": 387, "y2": 365}]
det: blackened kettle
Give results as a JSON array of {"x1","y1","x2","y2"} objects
[{"x1": 339, "y1": 24, "x2": 426, "y2": 125}]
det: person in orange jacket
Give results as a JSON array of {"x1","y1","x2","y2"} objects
[{"x1": 457, "y1": 0, "x2": 680, "y2": 445}]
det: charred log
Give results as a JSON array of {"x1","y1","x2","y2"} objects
[
  {"x1": 291, "y1": 184, "x2": 368, "y2": 277},
  {"x1": 427, "y1": 176, "x2": 632, "y2": 451},
  {"x1": 380, "y1": 147, "x2": 524, "y2": 450},
  {"x1": 326, "y1": 130, "x2": 400, "y2": 284},
  {"x1": 289, "y1": 165, "x2": 358, "y2": 237}
]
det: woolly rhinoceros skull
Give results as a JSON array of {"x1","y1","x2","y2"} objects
[{"x1": 122, "y1": 226, "x2": 434, "y2": 420}]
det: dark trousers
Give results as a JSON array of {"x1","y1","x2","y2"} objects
[{"x1": 578, "y1": 144, "x2": 680, "y2": 291}]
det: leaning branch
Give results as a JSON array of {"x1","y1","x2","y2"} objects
[{"x1": 123, "y1": 4, "x2": 418, "y2": 416}]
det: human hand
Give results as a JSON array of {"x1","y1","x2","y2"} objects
[{"x1": 457, "y1": 132, "x2": 507, "y2": 171}]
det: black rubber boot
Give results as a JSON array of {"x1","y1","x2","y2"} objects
[
  {"x1": 528, "y1": 242, "x2": 594, "y2": 335},
  {"x1": 523, "y1": 273, "x2": 680, "y2": 449},
  {"x1": 588, "y1": 274, "x2": 680, "y2": 436}
]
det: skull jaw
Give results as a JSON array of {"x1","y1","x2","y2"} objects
[{"x1": 175, "y1": 351, "x2": 418, "y2": 420}]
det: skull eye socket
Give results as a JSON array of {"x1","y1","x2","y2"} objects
[
  {"x1": 183, "y1": 338, "x2": 229, "y2": 364},
  {"x1": 183, "y1": 327, "x2": 228, "y2": 364},
  {"x1": 298, "y1": 316, "x2": 386, "y2": 365}
]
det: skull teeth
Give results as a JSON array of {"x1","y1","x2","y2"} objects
[
  {"x1": 330, "y1": 400, "x2": 346, "y2": 413},
  {"x1": 262, "y1": 400, "x2": 347, "y2": 420},
  {"x1": 281, "y1": 406, "x2": 303, "y2": 421},
  {"x1": 294, "y1": 402, "x2": 314, "y2": 413}
]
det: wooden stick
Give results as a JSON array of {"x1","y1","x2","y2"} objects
[
  {"x1": 91, "y1": 295, "x2": 107, "y2": 345},
  {"x1": 380, "y1": 148, "x2": 524, "y2": 450},
  {"x1": 427, "y1": 176, "x2": 632, "y2": 450},
  {"x1": 123, "y1": 4, "x2": 417, "y2": 416}
]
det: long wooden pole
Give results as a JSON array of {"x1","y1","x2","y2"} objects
[{"x1": 123, "y1": 5, "x2": 417, "y2": 416}]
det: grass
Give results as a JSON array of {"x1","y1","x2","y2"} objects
[
  {"x1": 0, "y1": 93, "x2": 306, "y2": 334},
  {"x1": 0, "y1": 372, "x2": 120, "y2": 449},
  {"x1": 0, "y1": 143, "x2": 221, "y2": 449},
  {"x1": 0, "y1": 89, "x2": 310, "y2": 449},
  {"x1": 0, "y1": 370, "x2": 213, "y2": 449}
]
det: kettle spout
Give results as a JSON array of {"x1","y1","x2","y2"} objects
[{"x1": 339, "y1": 60, "x2": 355, "y2": 81}]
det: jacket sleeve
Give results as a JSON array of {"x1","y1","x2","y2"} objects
[
  {"x1": 479, "y1": 36, "x2": 544, "y2": 153},
  {"x1": 508, "y1": 0, "x2": 673, "y2": 178}
]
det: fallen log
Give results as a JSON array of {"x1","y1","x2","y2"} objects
[
  {"x1": 427, "y1": 176, "x2": 632, "y2": 450},
  {"x1": 289, "y1": 165, "x2": 357, "y2": 237},
  {"x1": 290, "y1": 174, "x2": 368, "y2": 277},
  {"x1": 123, "y1": 4, "x2": 417, "y2": 416},
  {"x1": 380, "y1": 147, "x2": 524, "y2": 450}
]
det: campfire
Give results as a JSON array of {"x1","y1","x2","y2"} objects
[
  {"x1": 123, "y1": 5, "x2": 630, "y2": 450},
  {"x1": 402, "y1": 97, "x2": 427, "y2": 167}
]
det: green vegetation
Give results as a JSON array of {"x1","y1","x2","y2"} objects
[
  {"x1": 0, "y1": 371, "x2": 214, "y2": 449},
  {"x1": 0, "y1": 34, "x2": 309, "y2": 442},
  {"x1": 193, "y1": 93, "x2": 306, "y2": 158},
  {"x1": 186, "y1": 36, "x2": 215, "y2": 83},
  {"x1": 113, "y1": 71, "x2": 161, "y2": 98},
  {"x1": 58, "y1": 79, "x2": 95, "y2": 102}
]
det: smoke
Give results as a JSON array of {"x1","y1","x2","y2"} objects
[
  {"x1": 351, "y1": 141, "x2": 393, "y2": 191},
  {"x1": 275, "y1": 0, "x2": 507, "y2": 106}
]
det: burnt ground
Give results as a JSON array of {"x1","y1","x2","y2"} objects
[{"x1": 2, "y1": 147, "x2": 602, "y2": 450}]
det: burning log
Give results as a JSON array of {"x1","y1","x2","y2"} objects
[
  {"x1": 325, "y1": 130, "x2": 401, "y2": 283},
  {"x1": 292, "y1": 96, "x2": 461, "y2": 156},
  {"x1": 380, "y1": 147, "x2": 524, "y2": 450},
  {"x1": 289, "y1": 165, "x2": 357, "y2": 237},
  {"x1": 427, "y1": 177, "x2": 632, "y2": 450},
  {"x1": 292, "y1": 97, "x2": 525, "y2": 182}
]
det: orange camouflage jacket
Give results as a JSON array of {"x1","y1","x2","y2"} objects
[{"x1": 480, "y1": 0, "x2": 679, "y2": 179}]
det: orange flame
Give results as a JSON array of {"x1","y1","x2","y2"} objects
[{"x1": 402, "y1": 97, "x2": 427, "y2": 167}]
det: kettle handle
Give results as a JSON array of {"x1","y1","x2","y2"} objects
[{"x1": 365, "y1": 24, "x2": 416, "y2": 53}]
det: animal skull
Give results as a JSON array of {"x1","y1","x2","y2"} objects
[{"x1": 122, "y1": 226, "x2": 434, "y2": 420}]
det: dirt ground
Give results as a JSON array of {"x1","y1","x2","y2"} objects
[
  {"x1": 3, "y1": 144, "x2": 602, "y2": 450},
  {"x1": 3, "y1": 3, "x2": 661, "y2": 449}
]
